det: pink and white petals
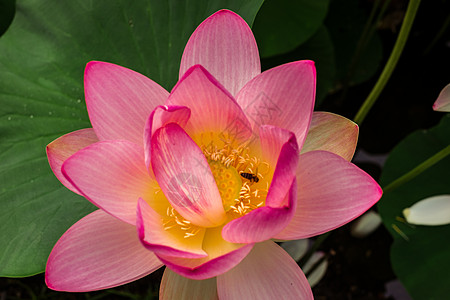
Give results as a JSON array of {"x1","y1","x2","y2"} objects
[
  {"x1": 236, "y1": 60, "x2": 316, "y2": 148},
  {"x1": 433, "y1": 83, "x2": 450, "y2": 112},
  {"x1": 46, "y1": 128, "x2": 98, "y2": 195},
  {"x1": 167, "y1": 65, "x2": 252, "y2": 143},
  {"x1": 222, "y1": 179, "x2": 297, "y2": 244},
  {"x1": 46, "y1": 210, "x2": 163, "y2": 292},
  {"x1": 62, "y1": 140, "x2": 152, "y2": 225},
  {"x1": 302, "y1": 112, "x2": 359, "y2": 161},
  {"x1": 144, "y1": 105, "x2": 191, "y2": 170},
  {"x1": 137, "y1": 198, "x2": 207, "y2": 259},
  {"x1": 276, "y1": 151, "x2": 383, "y2": 240},
  {"x1": 179, "y1": 9, "x2": 260, "y2": 96},
  {"x1": 217, "y1": 241, "x2": 313, "y2": 300},
  {"x1": 151, "y1": 123, "x2": 226, "y2": 227},
  {"x1": 160, "y1": 268, "x2": 218, "y2": 300},
  {"x1": 84, "y1": 61, "x2": 169, "y2": 146}
]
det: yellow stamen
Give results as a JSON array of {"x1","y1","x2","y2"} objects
[
  {"x1": 201, "y1": 141, "x2": 271, "y2": 218},
  {"x1": 208, "y1": 161, "x2": 242, "y2": 211},
  {"x1": 161, "y1": 137, "x2": 272, "y2": 239},
  {"x1": 163, "y1": 206, "x2": 200, "y2": 238}
]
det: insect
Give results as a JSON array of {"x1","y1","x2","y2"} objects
[{"x1": 240, "y1": 172, "x2": 259, "y2": 183}]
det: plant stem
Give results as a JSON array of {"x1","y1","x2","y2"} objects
[
  {"x1": 383, "y1": 144, "x2": 450, "y2": 193},
  {"x1": 353, "y1": 0, "x2": 421, "y2": 125}
]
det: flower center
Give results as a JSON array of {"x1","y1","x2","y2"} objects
[
  {"x1": 159, "y1": 137, "x2": 272, "y2": 239},
  {"x1": 163, "y1": 206, "x2": 201, "y2": 238},
  {"x1": 202, "y1": 141, "x2": 271, "y2": 218},
  {"x1": 209, "y1": 161, "x2": 241, "y2": 211}
]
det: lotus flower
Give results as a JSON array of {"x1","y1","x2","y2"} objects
[{"x1": 45, "y1": 10, "x2": 382, "y2": 299}]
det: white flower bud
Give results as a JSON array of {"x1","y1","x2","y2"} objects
[{"x1": 403, "y1": 195, "x2": 450, "y2": 225}]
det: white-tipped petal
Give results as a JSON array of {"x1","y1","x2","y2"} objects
[
  {"x1": 403, "y1": 195, "x2": 450, "y2": 226},
  {"x1": 350, "y1": 211, "x2": 382, "y2": 238}
]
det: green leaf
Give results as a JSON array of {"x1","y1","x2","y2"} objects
[
  {"x1": 252, "y1": 0, "x2": 330, "y2": 58},
  {"x1": 325, "y1": 0, "x2": 382, "y2": 86},
  {"x1": 261, "y1": 25, "x2": 336, "y2": 105},
  {"x1": 378, "y1": 114, "x2": 450, "y2": 299},
  {"x1": 0, "y1": 0, "x2": 264, "y2": 277}
]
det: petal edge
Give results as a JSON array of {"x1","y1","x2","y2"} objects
[
  {"x1": 180, "y1": 9, "x2": 260, "y2": 96},
  {"x1": 46, "y1": 210, "x2": 162, "y2": 292}
]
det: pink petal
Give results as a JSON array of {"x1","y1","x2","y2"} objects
[
  {"x1": 151, "y1": 123, "x2": 226, "y2": 227},
  {"x1": 167, "y1": 65, "x2": 252, "y2": 143},
  {"x1": 301, "y1": 112, "x2": 359, "y2": 161},
  {"x1": 259, "y1": 125, "x2": 299, "y2": 207},
  {"x1": 222, "y1": 179, "x2": 297, "y2": 244},
  {"x1": 160, "y1": 268, "x2": 218, "y2": 300},
  {"x1": 236, "y1": 61, "x2": 316, "y2": 148},
  {"x1": 62, "y1": 140, "x2": 152, "y2": 225},
  {"x1": 179, "y1": 9, "x2": 260, "y2": 96},
  {"x1": 85, "y1": 61, "x2": 169, "y2": 146},
  {"x1": 276, "y1": 150, "x2": 383, "y2": 240},
  {"x1": 217, "y1": 241, "x2": 313, "y2": 300},
  {"x1": 433, "y1": 83, "x2": 450, "y2": 112},
  {"x1": 157, "y1": 226, "x2": 253, "y2": 280},
  {"x1": 46, "y1": 210, "x2": 163, "y2": 292},
  {"x1": 144, "y1": 105, "x2": 191, "y2": 171},
  {"x1": 46, "y1": 128, "x2": 98, "y2": 195},
  {"x1": 137, "y1": 198, "x2": 207, "y2": 259}
]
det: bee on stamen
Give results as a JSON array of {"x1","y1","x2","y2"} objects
[{"x1": 240, "y1": 172, "x2": 259, "y2": 183}]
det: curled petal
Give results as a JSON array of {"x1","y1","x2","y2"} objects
[
  {"x1": 217, "y1": 241, "x2": 313, "y2": 300},
  {"x1": 47, "y1": 128, "x2": 98, "y2": 195},
  {"x1": 167, "y1": 65, "x2": 252, "y2": 144},
  {"x1": 222, "y1": 178, "x2": 297, "y2": 243},
  {"x1": 151, "y1": 123, "x2": 226, "y2": 227},
  {"x1": 180, "y1": 9, "x2": 260, "y2": 96},
  {"x1": 46, "y1": 210, "x2": 163, "y2": 292},
  {"x1": 302, "y1": 112, "x2": 358, "y2": 161},
  {"x1": 259, "y1": 125, "x2": 299, "y2": 207},
  {"x1": 160, "y1": 268, "x2": 218, "y2": 300},
  {"x1": 433, "y1": 83, "x2": 450, "y2": 112},
  {"x1": 85, "y1": 61, "x2": 169, "y2": 146},
  {"x1": 62, "y1": 140, "x2": 153, "y2": 225},
  {"x1": 276, "y1": 150, "x2": 382, "y2": 240},
  {"x1": 137, "y1": 198, "x2": 207, "y2": 259},
  {"x1": 236, "y1": 60, "x2": 316, "y2": 149},
  {"x1": 144, "y1": 105, "x2": 191, "y2": 171},
  {"x1": 158, "y1": 226, "x2": 253, "y2": 280},
  {"x1": 222, "y1": 126, "x2": 299, "y2": 243}
]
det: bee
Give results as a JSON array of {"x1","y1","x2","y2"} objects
[{"x1": 240, "y1": 172, "x2": 259, "y2": 183}]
